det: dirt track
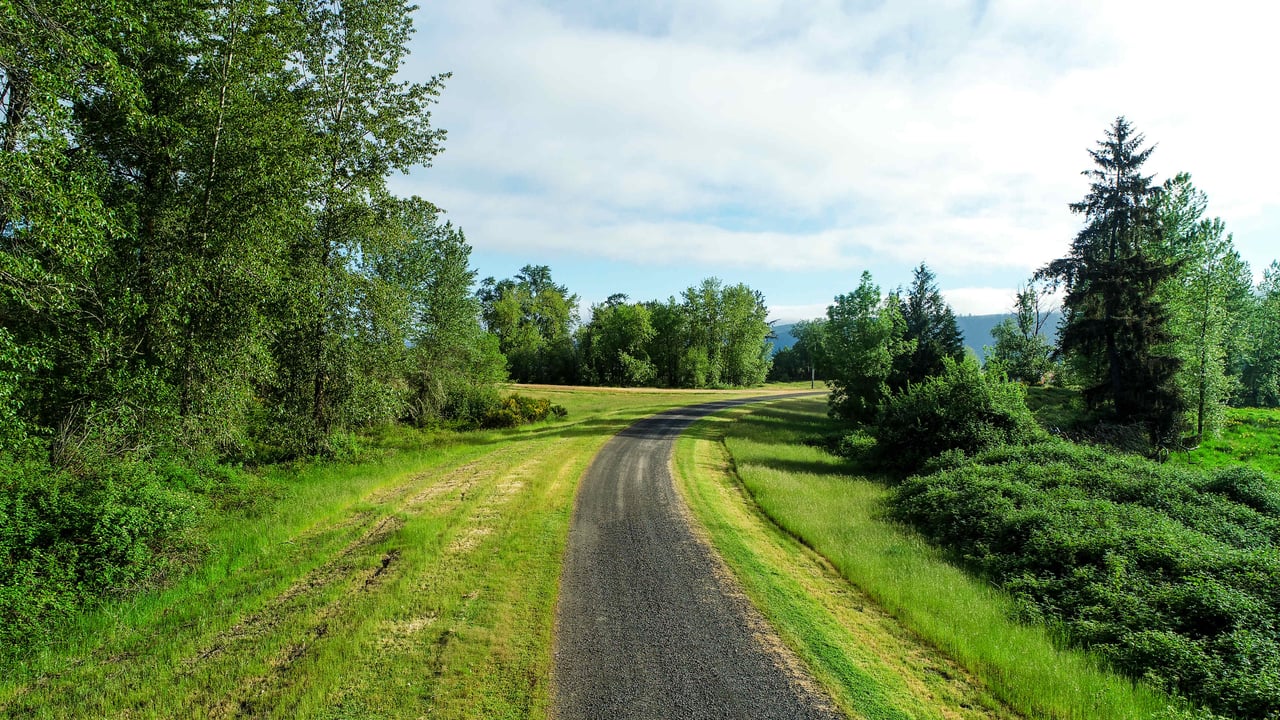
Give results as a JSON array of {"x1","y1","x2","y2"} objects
[{"x1": 552, "y1": 395, "x2": 840, "y2": 720}]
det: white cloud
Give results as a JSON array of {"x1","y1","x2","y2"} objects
[
  {"x1": 944, "y1": 287, "x2": 1020, "y2": 316},
  {"x1": 403, "y1": 0, "x2": 1280, "y2": 301},
  {"x1": 767, "y1": 303, "x2": 830, "y2": 324}
]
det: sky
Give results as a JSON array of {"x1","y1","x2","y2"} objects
[{"x1": 390, "y1": 0, "x2": 1280, "y2": 322}]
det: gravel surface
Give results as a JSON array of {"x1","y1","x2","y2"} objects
[{"x1": 552, "y1": 395, "x2": 841, "y2": 720}]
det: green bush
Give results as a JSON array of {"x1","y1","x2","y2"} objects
[
  {"x1": 480, "y1": 393, "x2": 567, "y2": 429},
  {"x1": 0, "y1": 454, "x2": 196, "y2": 660},
  {"x1": 893, "y1": 440, "x2": 1280, "y2": 718},
  {"x1": 873, "y1": 357, "x2": 1042, "y2": 472}
]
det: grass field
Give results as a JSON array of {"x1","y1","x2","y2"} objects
[
  {"x1": 1167, "y1": 406, "x2": 1280, "y2": 477},
  {"x1": 0, "y1": 386, "x2": 784, "y2": 719},
  {"x1": 676, "y1": 396, "x2": 1193, "y2": 720}
]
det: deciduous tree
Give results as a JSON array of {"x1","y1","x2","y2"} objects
[{"x1": 825, "y1": 272, "x2": 913, "y2": 423}]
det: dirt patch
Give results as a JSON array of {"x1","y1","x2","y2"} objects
[{"x1": 363, "y1": 549, "x2": 401, "y2": 590}]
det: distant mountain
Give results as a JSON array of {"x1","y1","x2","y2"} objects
[
  {"x1": 770, "y1": 314, "x2": 1061, "y2": 362},
  {"x1": 957, "y1": 312, "x2": 1062, "y2": 362},
  {"x1": 769, "y1": 323, "x2": 799, "y2": 352}
]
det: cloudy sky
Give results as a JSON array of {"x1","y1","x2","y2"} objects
[{"x1": 391, "y1": 0, "x2": 1279, "y2": 321}]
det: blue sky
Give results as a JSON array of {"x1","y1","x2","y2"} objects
[{"x1": 390, "y1": 0, "x2": 1279, "y2": 322}]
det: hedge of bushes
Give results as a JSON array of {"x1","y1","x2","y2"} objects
[
  {"x1": 871, "y1": 357, "x2": 1043, "y2": 472},
  {"x1": 893, "y1": 441, "x2": 1280, "y2": 719},
  {"x1": 0, "y1": 454, "x2": 198, "y2": 661}
]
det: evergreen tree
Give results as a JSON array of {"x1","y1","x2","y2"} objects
[
  {"x1": 892, "y1": 262, "x2": 963, "y2": 390},
  {"x1": 1038, "y1": 117, "x2": 1184, "y2": 446}
]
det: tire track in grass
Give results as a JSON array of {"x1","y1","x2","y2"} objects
[{"x1": 171, "y1": 442, "x2": 551, "y2": 716}]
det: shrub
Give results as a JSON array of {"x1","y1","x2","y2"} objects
[
  {"x1": 873, "y1": 357, "x2": 1042, "y2": 472},
  {"x1": 480, "y1": 393, "x2": 567, "y2": 429},
  {"x1": 0, "y1": 454, "x2": 195, "y2": 661},
  {"x1": 893, "y1": 441, "x2": 1280, "y2": 718}
]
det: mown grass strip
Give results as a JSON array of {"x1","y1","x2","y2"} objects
[{"x1": 677, "y1": 396, "x2": 1187, "y2": 720}]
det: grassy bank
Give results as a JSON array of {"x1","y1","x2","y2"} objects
[
  {"x1": 0, "y1": 386, "x2": 781, "y2": 718},
  {"x1": 676, "y1": 396, "x2": 1189, "y2": 720}
]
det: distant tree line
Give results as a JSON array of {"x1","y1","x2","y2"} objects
[{"x1": 478, "y1": 269, "x2": 774, "y2": 388}]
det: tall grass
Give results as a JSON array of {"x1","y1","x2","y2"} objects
[{"x1": 1167, "y1": 406, "x2": 1280, "y2": 478}]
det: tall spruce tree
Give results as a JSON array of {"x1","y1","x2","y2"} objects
[
  {"x1": 1038, "y1": 117, "x2": 1184, "y2": 446},
  {"x1": 891, "y1": 262, "x2": 963, "y2": 390}
]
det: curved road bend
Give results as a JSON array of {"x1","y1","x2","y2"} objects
[{"x1": 552, "y1": 394, "x2": 840, "y2": 720}]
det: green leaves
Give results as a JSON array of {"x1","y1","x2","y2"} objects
[
  {"x1": 894, "y1": 442, "x2": 1280, "y2": 718},
  {"x1": 825, "y1": 271, "x2": 911, "y2": 423},
  {"x1": 1038, "y1": 117, "x2": 1185, "y2": 448}
]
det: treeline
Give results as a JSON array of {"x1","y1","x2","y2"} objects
[
  {"x1": 478, "y1": 268, "x2": 773, "y2": 388},
  {"x1": 1, "y1": 0, "x2": 509, "y2": 463},
  {"x1": 0, "y1": 0, "x2": 514, "y2": 655},
  {"x1": 810, "y1": 117, "x2": 1280, "y2": 718}
]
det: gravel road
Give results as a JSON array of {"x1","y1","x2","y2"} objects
[{"x1": 552, "y1": 395, "x2": 841, "y2": 720}]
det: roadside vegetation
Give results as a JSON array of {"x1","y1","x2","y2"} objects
[
  {"x1": 677, "y1": 396, "x2": 1188, "y2": 719},
  {"x1": 765, "y1": 118, "x2": 1280, "y2": 719},
  {"x1": 0, "y1": 0, "x2": 777, "y2": 672}
]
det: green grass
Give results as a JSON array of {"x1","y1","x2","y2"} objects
[
  {"x1": 0, "y1": 385, "x2": 787, "y2": 719},
  {"x1": 1167, "y1": 406, "x2": 1280, "y2": 477},
  {"x1": 1024, "y1": 386, "x2": 1280, "y2": 482},
  {"x1": 1024, "y1": 385, "x2": 1088, "y2": 430},
  {"x1": 677, "y1": 396, "x2": 1194, "y2": 720}
]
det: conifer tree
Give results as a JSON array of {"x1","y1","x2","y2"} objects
[
  {"x1": 891, "y1": 262, "x2": 963, "y2": 390},
  {"x1": 1038, "y1": 117, "x2": 1184, "y2": 446}
]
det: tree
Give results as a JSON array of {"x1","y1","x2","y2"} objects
[
  {"x1": 1037, "y1": 116, "x2": 1184, "y2": 447},
  {"x1": 378, "y1": 198, "x2": 506, "y2": 425},
  {"x1": 718, "y1": 282, "x2": 772, "y2": 387},
  {"x1": 1237, "y1": 261, "x2": 1280, "y2": 407},
  {"x1": 0, "y1": 0, "x2": 131, "y2": 456},
  {"x1": 577, "y1": 295, "x2": 657, "y2": 387},
  {"x1": 644, "y1": 298, "x2": 688, "y2": 387},
  {"x1": 1153, "y1": 173, "x2": 1253, "y2": 438},
  {"x1": 477, "y1": 265, "x2": 579, "y2": 383},
  {"x1": 768, "y1": 319, "x2": 829, "y2": 385},
  {"x1": 269, "y1": 0, "x2": 448, "y2": 452},
  {"x1": 825, "y1": 271, "x2": 913, "y2": 423},
  {"x1": 892, "y1": 263, "x2": 963, "y2": 390},
  {"x1": 985, "y1": 283, "x2": 1055, "y2": 384}
]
